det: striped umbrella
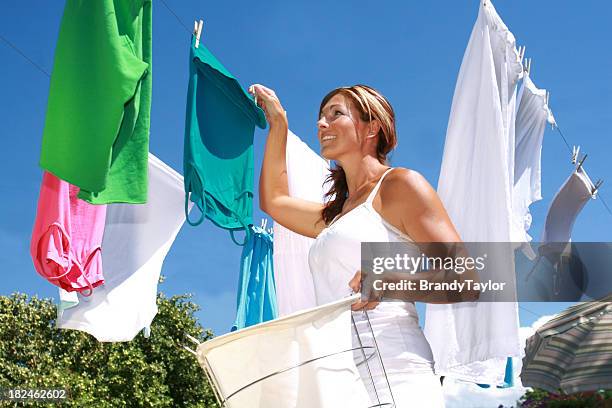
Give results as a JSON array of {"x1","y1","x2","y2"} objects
[{"x1": 521, "y1": 294, "x2": 612, "y2": 394}]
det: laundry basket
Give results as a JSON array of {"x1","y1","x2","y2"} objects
[{"x1": 188, "y1": 294, "x2": 394, "y2": 408}]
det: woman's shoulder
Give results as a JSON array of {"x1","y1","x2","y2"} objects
[
  {"x1": 385, "y1": 167, "x2": 433, "y2": 193},
  {"x1": 381, "y1": 167, "x2": 438, "y2": 208}
]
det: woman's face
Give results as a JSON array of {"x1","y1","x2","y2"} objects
[{"x1": 317, "y1": 93, "x2": 369, "y2": 160}]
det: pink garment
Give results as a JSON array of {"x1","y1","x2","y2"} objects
[{"x1": 30, "y1": 172, "x2": 106, "y2": 294}]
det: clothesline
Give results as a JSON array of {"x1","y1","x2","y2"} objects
[
  {"x1": 158, "y1": 0, "x2": 192, "y2": 35},
  {"x1": 0, "y1": 33, "x2": 50, "y2": 77},
  {"x1": 1, "y1": 4, "x2": 611, "y2": 222},
  {"x1": 519, "y1": 305, "x2": 545, "y2": 320}
]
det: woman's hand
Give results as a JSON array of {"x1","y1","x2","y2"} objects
[
  {"x1": 248, "y1": 84, "x2": 288, "y2": 128},
  {"x1": 348, "y1": 270, "x2": 381, "y2": 311}
]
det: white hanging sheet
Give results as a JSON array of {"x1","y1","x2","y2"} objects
[
  {"x1": 425, "y1": 0, "x2": 522, "y2": 385},
  {"x1": 273, "y1": 130, "x2": 330, "y2": 316},
  {"x1": 513, "y1": 73, "x2": 554, "y2": 241}
]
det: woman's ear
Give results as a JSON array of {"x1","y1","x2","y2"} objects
[{"x1": 367, "y1": 120, "x2": 382, "y2": 139}]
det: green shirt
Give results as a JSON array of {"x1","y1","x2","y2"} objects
[
  {"x1": 40, "y1": 0, "x2": 152, "y2": 204},
  {"x1": 184, "y1": 37, "x2": 266, "y2": 244}
]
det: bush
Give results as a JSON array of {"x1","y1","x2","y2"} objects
[{"x1": 0, "y1": 292, "x2": 219, "y2": 407}]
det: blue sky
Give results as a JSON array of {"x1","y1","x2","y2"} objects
[{"x1": 1, "y1": 0, "x2": 610, "y2": 345}]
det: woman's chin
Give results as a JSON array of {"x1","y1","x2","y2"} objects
[{"x1": 320, "y1": 147, "x2": 335, "y2": 161}]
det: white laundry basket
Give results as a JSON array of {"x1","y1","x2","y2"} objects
[{"x1": 190, "y1": 295, "x2": 394, "y2": 408}]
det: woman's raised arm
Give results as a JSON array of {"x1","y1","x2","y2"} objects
[{"x1": 250, "y1": 84, "x2": 327, "y2": 238}]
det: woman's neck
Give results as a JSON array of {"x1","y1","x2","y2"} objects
[{"x1": 339, "y1": 156, "x2": 389, "y2": 198}]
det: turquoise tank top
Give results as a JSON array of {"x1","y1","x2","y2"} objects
[{"x1": 183, "y1": 36, "x2": 266, "y2": 244}]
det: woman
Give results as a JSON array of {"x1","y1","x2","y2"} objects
[{"x1": 251, "y1": 83, "x2": 461, "y2": 407}]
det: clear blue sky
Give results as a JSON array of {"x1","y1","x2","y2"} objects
[{"x1": 1, "y1": 0, "x2": 610, "y2": 337}]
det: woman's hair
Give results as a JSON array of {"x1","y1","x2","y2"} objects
[{"x1": 319, "y1": 84, "x2": 398, "y2": 224}]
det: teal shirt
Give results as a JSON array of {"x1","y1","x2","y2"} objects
[
  {"x1": 183, "y1": 37, "x2": 266, "y2": 244},
  {"x1": 232, "y1": 226, "x2": 278, "y2": 331}
]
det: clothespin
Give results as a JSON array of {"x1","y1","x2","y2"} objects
[
  {"x1": 523, "y1": 58, "x2": 532, "y2": 75},
  {"x1": 572, "y1": 146, "x2": 580, "y2": 164},
  {"x1": 545, "y1": 91, "x2": 550, "y2": 107},
  {"x1": 248, "y1": 85, "x2": 258, "y2": 108},
  {"x1": 194, "y1": 19, "x2": 203, "y2": 48},
  {"x1": 593, "y1": 179, "x2": 604, "y2": 196},
  {"x1": 576, "y1": 153, "x2": 588, "y2": 171},
  {"x1": 518, "y1": 46, "x2": 526, "y2": 64},
  {"x1": 260, "y1": 218, "x2": 268, "y2": 229}
]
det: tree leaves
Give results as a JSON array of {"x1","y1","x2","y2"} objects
[{"x1": 0, "y1": 293, "x2": 219, "y2": 407}]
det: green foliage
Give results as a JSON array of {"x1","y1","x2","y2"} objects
[
  {"x1": 519, "y1": 387, "x2": 612, "y2": 408},
  {"x1": 0, "y1": 292, "x2": 220, "y2": 407}
]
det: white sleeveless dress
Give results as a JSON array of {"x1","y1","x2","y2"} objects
[{"x1": 308, "y1": 168, "x2": 445, "y2": 407}]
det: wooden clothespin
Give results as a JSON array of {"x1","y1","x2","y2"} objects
[
  {"x1": 524, "y1": 58, "x2": 532, "y2": 75},
  {"x1": 572, "y1": 146, "x2": 580, "y2": 164},
  {"x1": 249, "y1": 85, "x2": 258, "y2": 108},
  {"x1": 518, "y1": 46, "x2": 526, "y2": 64},
  {"x1": 194, "y1": 19, "x2": 203, "y2": 48}
]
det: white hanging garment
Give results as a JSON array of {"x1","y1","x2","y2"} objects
[
  {"x1": 56, "y1": 154, "x2": 192, "y2": 342},
  {"x1": 513, "y1": 73, "x2": 555, "y2": 241},
  {"x1": 521, "y1": 167, "x2": 595, "y2": 302},
  {"x1": 541, "y1": 167, "x2": 594, "y2": 243},
  {"x1": 425, "y1": 0, "x2": 522, "y2": 385},
  {"x1": 273, "y1": 130, "x2": 330, "y2": 316},
  {"x1": 195, "y1": 295, "x2": 371, "y2": 408}
]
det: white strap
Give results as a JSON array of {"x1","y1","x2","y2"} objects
[{"x1": 365, "y1": 168, "x2": 393, "y2": 204}]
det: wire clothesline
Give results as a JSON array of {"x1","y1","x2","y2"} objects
[
  {"x1": 158, "y1": 0, "x2": 192, "y2": 35},
  {"x1": 0, "y1": 33, "x2": 50, "y2": 78},
  {"x1": 1, "y1": 1, "x2": 611, "y2": 222}
]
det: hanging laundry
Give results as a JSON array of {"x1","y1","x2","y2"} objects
[
  {"x1": 541, "y1": 167, "x2": 594, "y2": 243},
  {"x1": 232, "y1": 225, "x2": 277, "y2": 331},
  {"x1": 183, "y1": 35, "x2": 266, "y2": 245},
  {"x1": 30, "y1": 172, "x2": 107, "y2": 294},
  {"x1": 524, "y1": 167, "x2": 595, "y2": 302},
  {"x1": 40, "y1": 0, "x2": 152, "y2": 204},
  {"x1": 273, "y1": 130, "x2": 330, "y2": 316},
  {"x1": 513, "y1": 73, "x2": 555, "y2": 241},
  {"x1": 425, "y1": 0, "x2": 522, "y2": 385},
  {"x1": 56, "y1": 154, "x2": 190, "y2": 342}
]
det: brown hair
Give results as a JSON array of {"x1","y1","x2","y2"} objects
[{"x1": 319, "y1": 85, "x2": 398, "y2": 224}]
